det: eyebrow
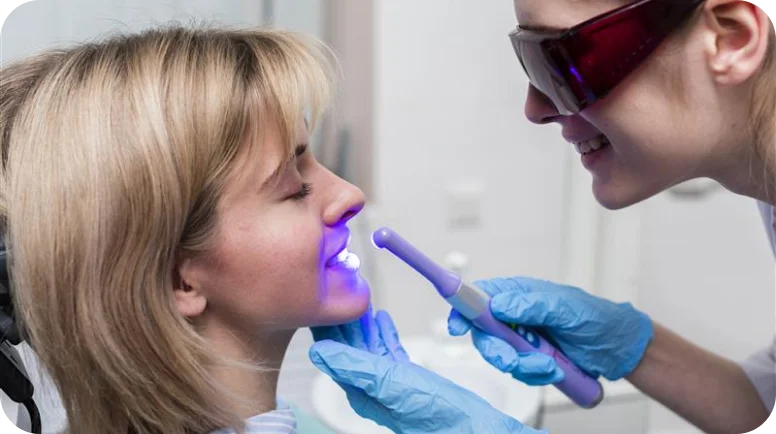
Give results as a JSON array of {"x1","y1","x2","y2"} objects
[{"x1": 260, "y1": 144, "x2": 308, "y2": 191}]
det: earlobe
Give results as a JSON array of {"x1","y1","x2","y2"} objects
[
  {"x1": 173, "y1": 260, "x2": 208, "y2": 318},
  {"x1": 704, "y1": 1, "x2": 770, "y2": 86}
]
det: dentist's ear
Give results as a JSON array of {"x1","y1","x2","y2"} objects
[
  {"x1": 701, "y1": 0, "x2": 772, "y2": 86},
  {"x1": 173, "y1": 259, "x2": 207, "y2": 318}
]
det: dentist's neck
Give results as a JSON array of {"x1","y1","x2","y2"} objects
[
  {"x1": 713, "y1": 129, "x2": 776, "y2": 206},
  {"x1": 716, "y1": 164, "x2": 776, "y2": 207},
  {"x1": 702, "y1": 81, "x2": 776, "y2": 205}
]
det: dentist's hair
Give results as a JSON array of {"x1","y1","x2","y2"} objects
[
  {"x1": 656, "y1": 0, "x2": 776, "y2": 188},
  {"x1": 751, "y1": 26, "x2": 776, "y2": 166},
  {"x1": 0, "y1": 25, "x2": 334, "y2": 434}
]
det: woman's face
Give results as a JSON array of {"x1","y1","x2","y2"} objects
[
  {"x1": 180, "y1": 120, "x2": 370, "y2": 337},
  {"x1": 513, "y1": 0, "x2": 747, "y2": 209}
]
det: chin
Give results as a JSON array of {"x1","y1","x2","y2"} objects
[
  {"x1": 311, "y1": 302, "x2": 370, "y2": 327},
  {"x1": 592, "y1": 180, "x2": 650, "y2": 210},
  {"x1": 313, "y1": 278, "x2": 372, "y2": 326}
]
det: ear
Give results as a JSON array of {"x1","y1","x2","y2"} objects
[
  {"x1": 173, "y1": 257, "x2": 208, "y2": 318},
  {"x1": 702, "y1": 0, "x2": 772, "y2": 86}
]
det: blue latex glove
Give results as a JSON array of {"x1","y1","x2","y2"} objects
[
  {"x1": 311, "y1": 304, "x2": 405, "y2": 358},
  {"x1": 448, "y1": 277, "x2": 653, "y2": 383},
  {"x1": 309, "y1": 309, "x2": 545, "y2": 434}
]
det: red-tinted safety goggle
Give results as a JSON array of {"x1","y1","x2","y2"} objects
[{"x1": 509, "y1": 0, "x2": 706, "y2": 115}]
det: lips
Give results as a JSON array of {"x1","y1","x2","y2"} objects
[{"x1": 326, "y1": 246, "x2": 351, "y2": 267}]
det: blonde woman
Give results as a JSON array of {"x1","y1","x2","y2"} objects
[{"x1": 0, "y1": 25, "x2": 375, "y2": 434}]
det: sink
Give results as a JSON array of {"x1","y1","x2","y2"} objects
[{"x1": 311, "y1": 336, "x2": 541, "y2": 433}]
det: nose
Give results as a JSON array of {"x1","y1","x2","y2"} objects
[
  {"x1": 525, "y1": 84, "x2": 563, "y2": 125},
  {"x1": 322, "y1": 172, "x2": 366, "y2": 227}
]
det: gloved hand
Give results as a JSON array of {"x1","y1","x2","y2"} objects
[
  {"x1": 311, "y1": 305, "x2": 407, "y2": 359},
  {"x1": 448, "y1": 277, "x2": 653, "y2": 384},
  {"x1": 309, "y1": 309, "x2": 545, "y2": 434}
]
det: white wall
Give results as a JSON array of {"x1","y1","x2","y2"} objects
[
  {"x1": 271, "y1": 0, "x2": 322, "y2": 39},
  {"x1": 1, "y1": 0, "x2": 265, "y2": 66},
  {"x1": 370, "y1": 0, "x2": 572, "y2": 336}
]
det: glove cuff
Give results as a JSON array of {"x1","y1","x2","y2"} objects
[{"x1": 607, "y1": 308, "x2": 654, "y2": 380}]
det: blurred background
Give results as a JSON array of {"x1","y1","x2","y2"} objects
[{"x1": 1, "y1": 1, "x2": 774, "y2": 433}]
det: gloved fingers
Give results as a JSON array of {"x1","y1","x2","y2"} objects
[
  {"x1": 471, "y1": 328, "x2": 522, "y2": 373},
  {"x1": 310, "y1": 325, "x2": 346, "y2": 344},
  {"x1": 475, "y1": 276, "x2": 569, "y2": 297},
  {"x1": 473, "y1": 277, "x2": 533, "y2": 297},
  {"x1": 516, "y1": 371, "x2": 565, "y2": 387},
  {"x1": 341, "y1": 317, "x2": 364, "y2": 350},
  {"x1": 375, "y1": 310, "x2": 410, "y2": 363},
  {"x1": 471, "y1": 329, "x2": 562, "y2": 381},
  {"x1": 490, "y1": 291, "x2": 572, "y2": 328},
  {"x1": 311, "y1": 306, "x2": 384, "y2": 354},
  {"x1": 509, "y1": 353, "x2": 565, "y2": 385},
  {"x1": 447, "y1": 309, "x2": 473, "y2": 336},
  {"x1": 359, "y1": 304, "x2": 383, "y2": 354}
]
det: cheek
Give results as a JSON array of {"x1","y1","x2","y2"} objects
[
  {"x1": 589, "y1": 76, "x2": 687, "y2": 162},
  {"x1": 582, "y1": 96, "x2": 693, "y2": 208},
  {"x1": 204, "y1": 219, "x2": 325, "y2": 316}
]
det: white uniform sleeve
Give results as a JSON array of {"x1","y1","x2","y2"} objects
[
  {"x1": 742, "y1": 202, "x2": 776, "y2": 412},
  {"x1": 740, "y1": 338, "x2": 776, "y2": 413},
  {"x1": 757, "y1": 201, "x2": 776, "y2": 256}
]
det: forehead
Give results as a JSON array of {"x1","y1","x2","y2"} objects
[
  {"x1": 513, "y1": 0, "x2": 625, "y2": 29},
  {"x1": 221, "y1": 119, "x2": 306, "y2": 201}
]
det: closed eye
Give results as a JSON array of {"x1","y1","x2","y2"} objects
[{"x1": 289, "y1": 182, "x2": 312, "y2": 200}]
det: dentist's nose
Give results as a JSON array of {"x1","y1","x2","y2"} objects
[{"x1": 525, "y1": 84, "x2": 563, "y2": 125}]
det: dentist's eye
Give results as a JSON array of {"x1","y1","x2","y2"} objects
[{"x1": 290, "y1": 182, "x2": 312, "y2": 200}]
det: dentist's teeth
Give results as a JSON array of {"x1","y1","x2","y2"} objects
[
  {"x1": 574, "y1": 136, "x2": 610, "y2": 155},
  {"x1": 577, "y1": 141, "x2": 592, "y2": 154}
]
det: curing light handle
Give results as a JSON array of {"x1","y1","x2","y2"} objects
[{"x1": 371, "y1": 226, "x2": 604, "y2": 409}]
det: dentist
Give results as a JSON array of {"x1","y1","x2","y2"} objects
[{"x1": 310, "y1": 0, "x2": 775, "y2": 433}]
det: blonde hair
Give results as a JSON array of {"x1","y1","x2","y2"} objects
[{"x1": 0, "y1": 25, "x2": 334, "y2": 434}]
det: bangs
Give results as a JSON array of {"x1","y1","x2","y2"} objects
[{"x1": 236, "y1": 29, "x2": 337, "y2": 180}]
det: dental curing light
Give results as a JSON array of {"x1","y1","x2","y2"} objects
[{"x1": 371, "y1": 227, "x2": 604, "y2": 409}]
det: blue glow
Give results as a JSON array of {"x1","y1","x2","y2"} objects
[
  {"x1": 569, "y1": 66, "x2": 582, "y2": 83},
  {"x1": 568, "y1": 66, "x2": 596, "y2": 102}
]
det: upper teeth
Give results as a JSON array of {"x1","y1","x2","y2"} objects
[
  {"x1": 335, "y1": 248, "x2": 350, "y2": 263},
  {"x1": 328, "y1": 247, "x2": 361, "y2": 270},
  {"x1": 574, "y1": 136, "x2": 609, "y2": 155}
]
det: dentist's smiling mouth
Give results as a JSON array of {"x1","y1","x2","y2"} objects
[
  {"x1": 573, "y1": 135, "x2": 610, "y2": 156},
  {"x1": 569, "y1": 134, "x2": 612, "y2": 170}
]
